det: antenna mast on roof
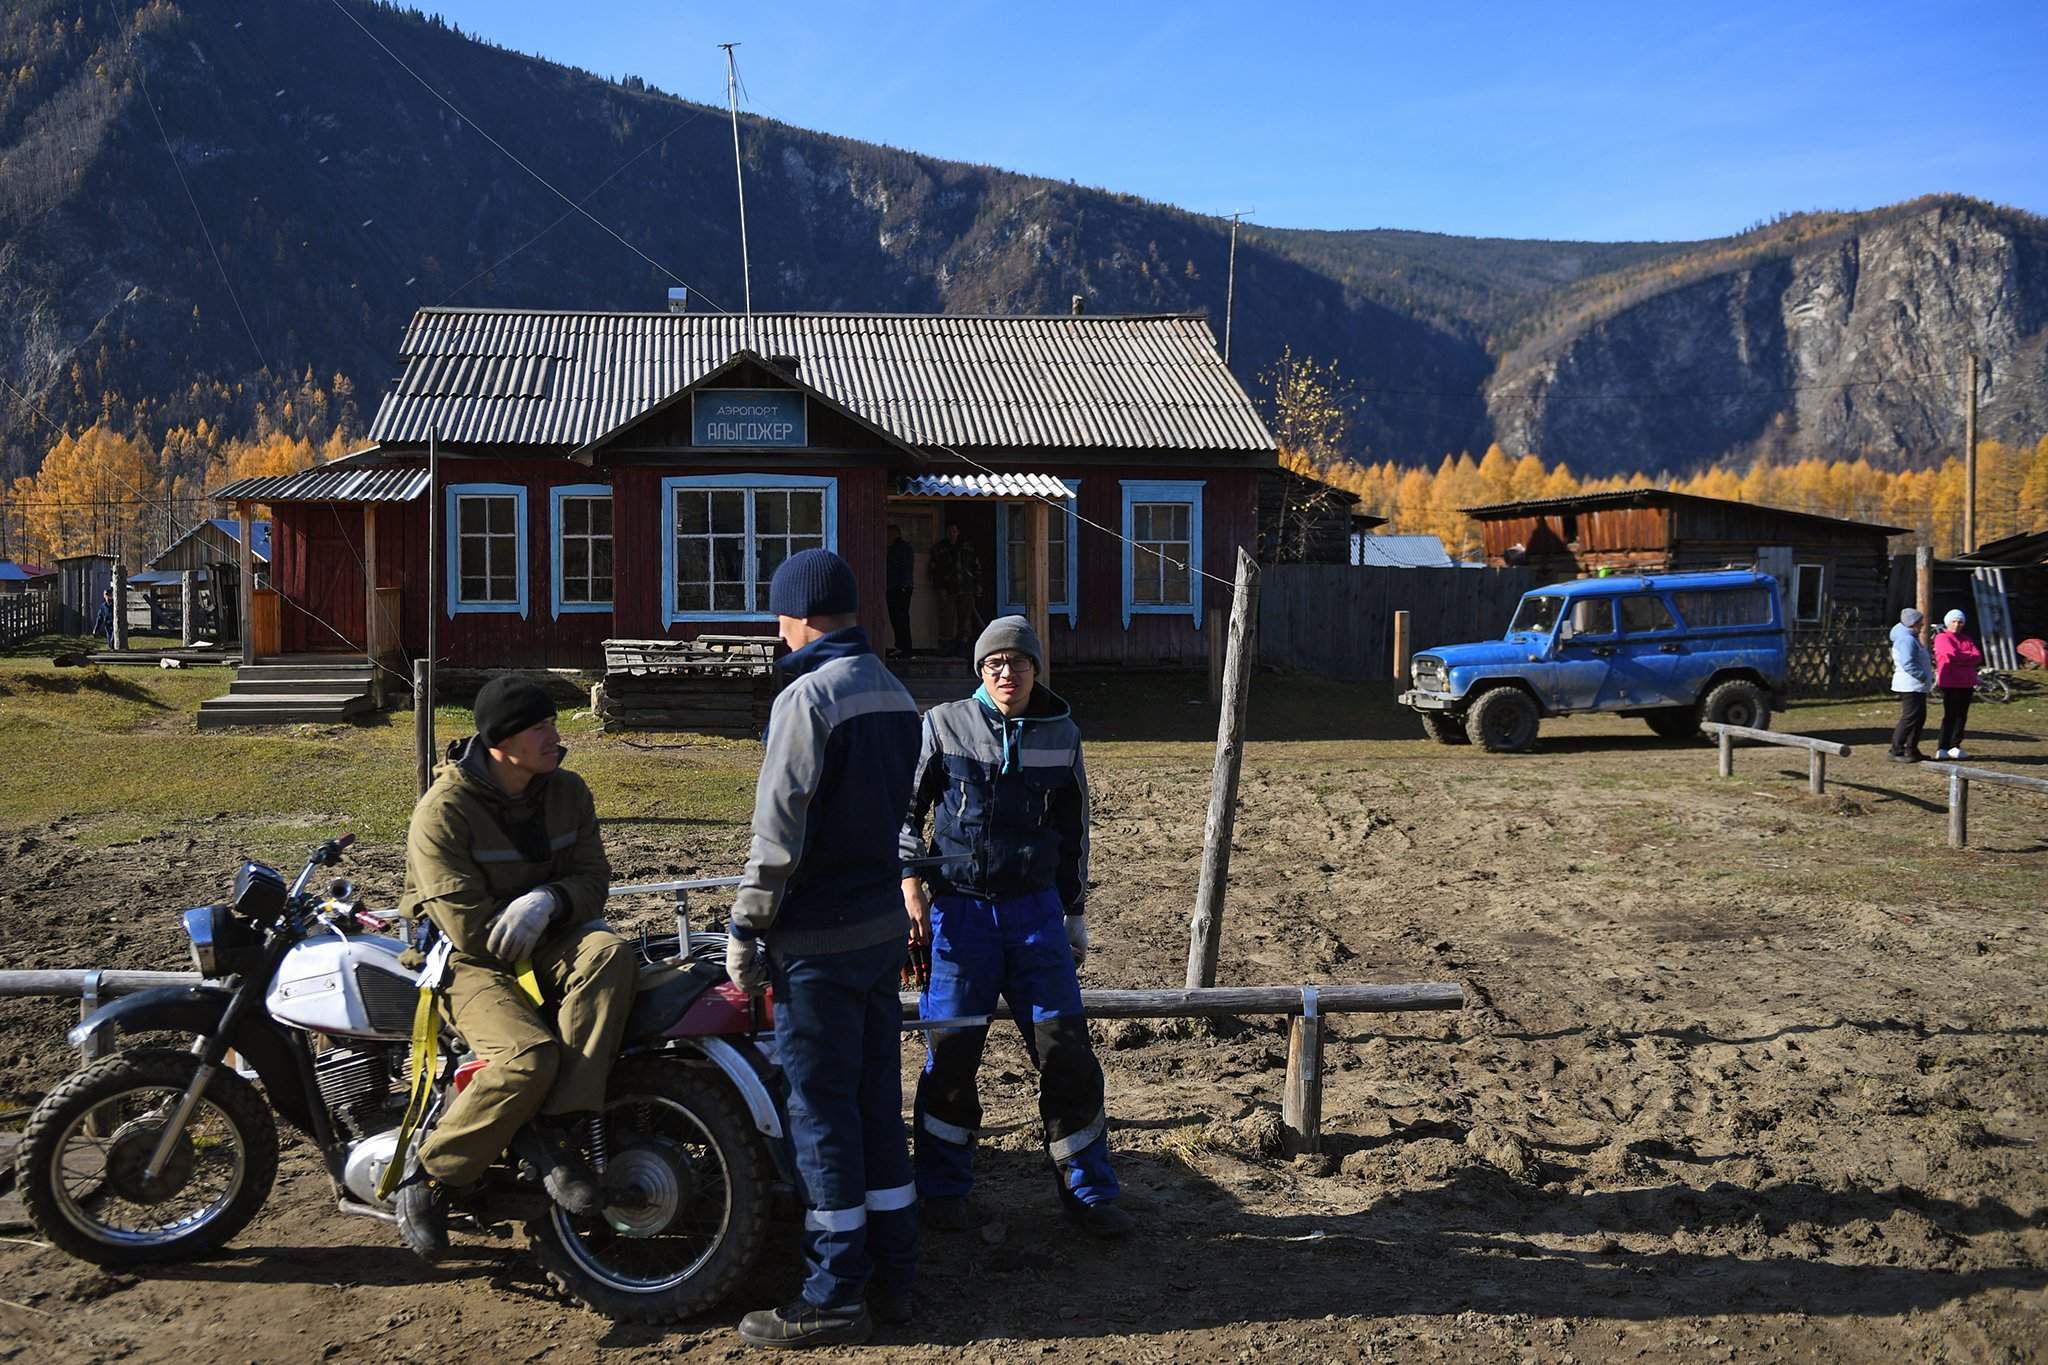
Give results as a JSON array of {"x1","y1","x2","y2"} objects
[
  {"x1": 719, "y1": 43, "x2": 756, "y2": 353},
  {"x1": 1223, "y1": 209, "x2": 1251, "y2": 365}
]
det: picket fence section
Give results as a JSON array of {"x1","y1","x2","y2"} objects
[{"x1": 0, "y1": 590, "x2": 52, "y2": 648}]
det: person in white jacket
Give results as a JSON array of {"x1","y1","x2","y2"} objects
[{"x1": 1888, "y1": 607, "x2": 1934, "y2": 762}]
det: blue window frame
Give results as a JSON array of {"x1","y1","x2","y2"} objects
[
  {"x1": 661, "y1": 474, "x2": 837, "y2": 624},
  {"x1": 996, "y1": 486, "x2": 1079, "y2": 626},
  {"x1": 550, "y1": 484, "x2": 614, "y2": 618},
  {"x1": 446, "y1": 482, "x2": 528, "y2": 618},
  {"x1": 1120, "y1": 479, "x2": 1203, "y2": 629}
]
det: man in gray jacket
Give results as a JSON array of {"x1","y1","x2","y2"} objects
[
  {"x1": 1889, "y1": 606, "x2": 1934, "y2": 762},
  {"x1": 726, "y1": 549, "x2": 923, "y2": 1348}
]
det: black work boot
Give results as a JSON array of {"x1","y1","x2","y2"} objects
[
  {"x1": 1073, "y1": 1200, "x2": 1135, "y2": 1238},
  {"x1": 736, "y1": 1298, "x2": 872, "y2": 1349},
  {"x1": 395, "y1": 1161, "x2": 450, "y2": 1262},
  {"x1": 512, "y1": 1122, "x2": 602, "y2": 1217}
]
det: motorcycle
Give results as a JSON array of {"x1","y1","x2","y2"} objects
[{"x1": 14, "y1": 835, "x2": 789, "y2": 1323}]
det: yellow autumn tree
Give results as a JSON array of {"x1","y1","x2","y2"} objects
[{"x1": 17, "y1": 422, "x2": 164, "y2": 565}]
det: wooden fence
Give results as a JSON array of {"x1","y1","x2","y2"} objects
[
  {"x1": 1259, "y1": 564, "x2": 1543, "y2": 681},
  {"x1": 1785, "y1": 628, "x2": 1891, "y2": 700},
  {"x1": 0, "y1": 590, "x2": 52, "y2": 647}
]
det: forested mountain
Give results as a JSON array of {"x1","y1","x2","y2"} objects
[{"x1": 1, "y1": 0, "x2": 2044, "y2": 495}]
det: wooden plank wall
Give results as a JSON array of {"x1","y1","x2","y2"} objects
[{"x1": 1259, "y1": 564, "x2": 1544, "y2": 681}]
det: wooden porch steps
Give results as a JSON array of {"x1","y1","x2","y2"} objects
[{"x1": 198, "y1": 661, "x2": 379, "y2": 729}]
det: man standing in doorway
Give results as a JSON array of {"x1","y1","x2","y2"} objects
[
  {"x1": 727, "y1": 549, "x2": 923, "y2": 1348},
  {"x1": 886, "y1": 524, "x2": 916, "y2": 659},
  {"x1": 898, "y1": 615, "x2": 1132, "y2": 1239}
]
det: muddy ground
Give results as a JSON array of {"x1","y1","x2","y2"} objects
[{"x1": 1, "y1": 691, "x2": 2045, "y2": 1363}]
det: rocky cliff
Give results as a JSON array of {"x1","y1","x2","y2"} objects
[{"x1": 1486, "y1": 200, "x2": 2048, "y2": 474}]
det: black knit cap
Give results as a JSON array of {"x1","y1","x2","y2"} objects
[
  {"x1": 474, "y1": 674, "x2": 557, "y2": 746},
  {"x1": 768, "y1": 548, "x2": 859, "y2": 619}
]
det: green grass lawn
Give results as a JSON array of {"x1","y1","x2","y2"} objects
[{"x1": 0, "y1": 650, "x2": 760, "y2": 849}]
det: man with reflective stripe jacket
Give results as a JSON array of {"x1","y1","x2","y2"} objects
[
  {"x1": 728, "y1": 549, "x2": 923, "y2": 1349},
  {"x1": 898, "y1": 614, "x2": 1132, "y2": 1238}
]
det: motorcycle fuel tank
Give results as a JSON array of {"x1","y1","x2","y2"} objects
[{"x1": 266, "y1": 933, "x2": 419, "y2": 1039}]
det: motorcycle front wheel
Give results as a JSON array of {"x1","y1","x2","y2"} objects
[
  {"x1": 528, "y1": 1055, "x2": 774, "y2": 1322},
  {"x1": 17, "y1": 1048, "x2": 279, "y2": 1266}
]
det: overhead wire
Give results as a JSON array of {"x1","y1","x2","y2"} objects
[{"x1": 324, "y1": 0, "x2": 735, "y2": 315}]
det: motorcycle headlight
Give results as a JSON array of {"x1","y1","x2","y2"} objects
[{"x1": 181, "y1": 905, "x2": 227, "y2": 977}]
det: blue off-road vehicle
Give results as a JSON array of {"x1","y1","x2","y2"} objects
[{"x1": 1398, "y1": 570, "x2": 1789, "y2": 753}]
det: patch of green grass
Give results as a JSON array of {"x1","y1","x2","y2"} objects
[{"x1": 0, "y1": 659, "x2": 760, "y2": 846}]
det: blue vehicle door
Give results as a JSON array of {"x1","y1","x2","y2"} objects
[
  {"x1": 1600, "y1": 592, "x2": 1692, "y2": 707},
  {"x1": 1547, "y1": 597, "x2": 1615, "y2": 710}
]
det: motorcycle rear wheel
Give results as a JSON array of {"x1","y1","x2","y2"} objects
[
  {"x1": 17, "y1": 1048, "x2": 278, "y2": 1266},
  {"x1": 527, "y1": 1055, "x2": 773, "y2": 1322}
]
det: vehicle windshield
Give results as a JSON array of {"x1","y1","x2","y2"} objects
[{"x1": 1508, "y1": 595, "x2": 1564, "y2": 636}]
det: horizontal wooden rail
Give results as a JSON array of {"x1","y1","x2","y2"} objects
[
  {"x1": 1702, "y1": 722, "x2": 1853, "y2": 793},
  {"x1": 0, "y1": 969, "x2": 1463, "y2": 1160},
  {"x1": 1922, "y1": 761, "x2": 2048, "y2": 848}
]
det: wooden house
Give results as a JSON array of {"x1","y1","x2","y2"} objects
[
  {"x1": 0, "y1": 560, "x2": 53, "y2": 594},
  {"x1": 1464, "y1": 489, "x2": 1907, "y2": 630},
  {"x1": 210, "y1": 310, "x2": 1278, "y2": 674}
]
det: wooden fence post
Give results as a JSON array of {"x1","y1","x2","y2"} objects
[
  {"x1": 1391, "y1": 609, "x2": 1412, "y2": 682},
  {"x1": 1948, "y1": 770, "x2": 1969, "y2": 848},
  {"x1": 1718, "y1": 729, "x2": 1734, "y2": 778},
  {"x1": 181, "y1": 569, "x2": 199, "y2": 645},
  {"x1": 1281, "y1": 986, "x2": 1324, "y2": 1156},
  {"x1": 1916, "y1": 545, "x2": 1933, "y2": 634},
  {"x1": 1187, "y1": 549, "x2": 1260, "y2": 989},
  {"x1": 414, "y1": 659, "x2": 435, "y2": 801},
  {"x1": 1809, "y1": 749, "x2": 1826, "y2": 796},
  {"x1": 110, "y1": 562, "x2": 129, "y2": 650}
]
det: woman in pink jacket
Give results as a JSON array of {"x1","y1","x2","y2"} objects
[{"x1": 1933, "y1": 609, "x2": 1982, "y2": 759}]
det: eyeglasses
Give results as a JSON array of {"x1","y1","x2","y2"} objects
[{"x1": 980, "y1": 655, "x2": 1034, "y2": 677}]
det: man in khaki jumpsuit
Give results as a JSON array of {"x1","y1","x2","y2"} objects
[{"x1": 394, "y1": 676, "x2": 635, "y2": 1260}]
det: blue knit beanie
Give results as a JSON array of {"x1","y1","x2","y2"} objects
[{"x1": 768, "y1": 548, "x2": 858, "y2": 619}]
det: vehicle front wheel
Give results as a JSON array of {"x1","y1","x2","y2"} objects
[
  {"x1": 1644, "y1": 706, "x2": 1701, "y2": 740},
  {"x1": 1701, "y1": 679, "x2": 1771, "y2": 732},
  {"x1": 1417, "y1": 711, "x2": 1470, "y2": 745},
  {"x1": 17, "y1": 1048, "x2": 278, "y2": 1267},
  {"x1": 1466, "y1": 687, "x2": 1540, "y2": 753}
]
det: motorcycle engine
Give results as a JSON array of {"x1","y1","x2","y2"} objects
[{"x1": 313, "y1": 1039, "x2": 409, "y2": 1139}]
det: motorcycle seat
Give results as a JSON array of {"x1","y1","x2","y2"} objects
[{"x1": 623, "y1": 956, "x2": 728, "y2": 1044}]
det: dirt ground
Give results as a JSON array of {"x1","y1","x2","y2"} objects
[{"x1": 1, "y1": 684, "x2": 2045, "y2": 1363}]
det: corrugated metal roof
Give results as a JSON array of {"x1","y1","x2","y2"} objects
[
  {"x1": 898, "y1": 473, "x2": 1078, "y2": 499},
  {"x1": 211, "y1": 467, "x2": 432, "y2": 504},
  {"x1": 1352, "y1": 533, "x2": 1457, "y2": 568},
  {"x1": 1463, "y1": 488, "x2": 1909, "y2": 536},
  {"x1": 0, "y1": 560, "x2": 52, "y2": 581},
  {"x1": 366, "y1": 310, "x2": 1275, "y2": 455}
]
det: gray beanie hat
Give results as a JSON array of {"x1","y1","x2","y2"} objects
[
  {"x1": 972, "y1": 614, "x2": 1042, "y2": 676},
  {"x1": 1900, "y1": 607, "x2": 1924, "y2": 627},
  {"x1": 1944, "y1": 608, "x2": 1966, "y2": 626}
]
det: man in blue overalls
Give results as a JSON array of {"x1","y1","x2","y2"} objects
[
  {"x1": 727, "y1": 549, "x2": 924, "y2": 1348},
  {"x1": 898, "y1": 615, "x2": 1132, "y2": 1237}
]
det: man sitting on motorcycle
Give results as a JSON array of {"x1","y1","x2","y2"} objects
[{"x1": 393, "y1": 675, "x2": 636, "y2": 1260}]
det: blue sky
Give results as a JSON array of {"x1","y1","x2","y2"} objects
[{"x1": 418, "y1": 0, "x2": 2048, "y2": 243}]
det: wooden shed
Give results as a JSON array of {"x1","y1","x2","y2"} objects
[{"x1": 1465, "y1": 489, "x2": 1907, "y2": 630}]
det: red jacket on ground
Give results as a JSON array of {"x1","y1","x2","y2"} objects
[{"x1": 1934, "y1": 630, "x2": 1982, "y2": 689}]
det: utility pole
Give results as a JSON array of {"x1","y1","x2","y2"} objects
[
  {"x1": 1963, "y1": 352, "x2": 1979, "y2": 553},
  {"x1": 719, "y1": 43, "x2": 755, "y2": 352},
  {"x1": 1223, "y1": 210, "x2": 1250, "y2": 365}
]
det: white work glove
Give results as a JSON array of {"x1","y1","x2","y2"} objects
[
  {"x1": 726, "y1": 932, "x2": 768, "y2": 995},
  {"x1": 1066, "y1": 913, "x2": 1088, "y2": 966},
  {"x1": 486, "y1": 887, "x2": 556, "y2": 964}
]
